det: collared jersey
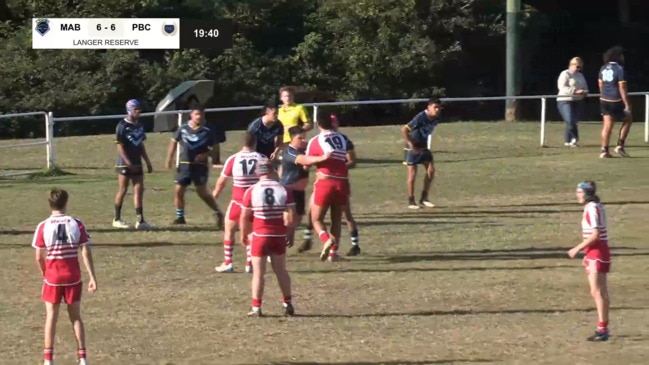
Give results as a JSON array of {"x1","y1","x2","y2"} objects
[
  {"x1": 221, "y1": 150, "x2": 266, "y2": 202},
  {"x1": 405, "y1": 111, "x2": 440, "y2": 148},
  {"x1": 306, "y1": 130, "x2": 348, "y2": 179},
  {"x1": 278, "y1": 104, "x2": 309, "y2": 143},
  {"x1": 115, "y1": 119, "x2": 146, "y2": 167},
  {"x1": 599, "y1": 62, "x2": 626, "y2": 102},
  {"x1": 173, "y1": 123, "x2": 214, "y2": 164},
  {"x1": 582, "y1": 201, "x2": 610, "y2": 257},
  {"x1": 280, "y1": 145, "x2": 309, "y2": 186},
  {"x1": 242, "y1": 179, "x2": 295, "y2": 236},
  {"x1": 32, "y1": 215, "x2": 91, "y2": 286},
  {"x1": 247, "y1": 117, "x2": 284, "y2": 158}
]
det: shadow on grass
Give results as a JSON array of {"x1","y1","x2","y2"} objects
[
  {"x1": 0, "y1": 225, "x2": 220, "y2": 236},
  {"x1": 366, "y1": 208, "x2": 582, "y2": 221},
  {"x1": 248, "y1": 360, "x2": 494, "y2": 365},
  {"x1": 293, "y1": 264, "x2": 575, "y2": 274},
  {"x1": 385, "y1": 246, "x2": 646, "y2": 263},
  {"x1": 455, "y1": 200, "x2": 649, "y2": 209},
  {"x1": 284, "y1": 306, "x2": 646, "y2": 319},
  {"x1": 0, "y1": 241, "x2": 214, "y2": 249}
]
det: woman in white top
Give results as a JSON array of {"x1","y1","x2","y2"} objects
[{"x1": 557, "y1": 57, "x2": 589, "y2": 147}]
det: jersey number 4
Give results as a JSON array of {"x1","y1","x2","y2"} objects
[
  {"x1": 239, "y1": 159, "x2": 257, "y2": 175},
  {"x1": 324, "y1": 135, "x2": 344, "y2": 150},
  {"x1": 56, "y1": 224, "x2": 68, "y2": 242},
  {"x1": 601, "y1": 69, "x2": 614, "y2": 82}
]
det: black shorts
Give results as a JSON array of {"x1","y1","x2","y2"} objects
[
  {"x1": 175, "y1": 164, "x2": 208, "y2": 187},
  {"x1": 600, "y1": 100, "x2": 626, "y2": 121},
  {"x1": 292, "y1": 190, "x2": 306, "y2": 216},
  {"x1": 404, "y1": 149, "x2": 434, "y2": 166},
  {"x1": 115, "y1": 166, "x2": 143, "y2": 177}
]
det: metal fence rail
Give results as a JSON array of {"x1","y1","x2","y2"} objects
[
  {"x1": 0, "y1": 111, "x2": 53, "y2": 174},
  {"x1": 4, "y1": 93, "x2": 648, "y2": 169}
]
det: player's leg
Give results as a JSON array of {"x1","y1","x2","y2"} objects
[
  {"x1": 344, "y1": 203, "x2": 361, "y2": 256},
  {"x1": 216, "y1": 201, "x2": 240, "y2": 273},
  {"x1": 327, "y1": 201, "x2": 344, "y2": 261},
  {"x1": 132, "y1": 174, "x2": 152, "y2": 230},
  {"x1": 173, "y1": 167, "x2": 191, "y2": 224},
  {"x1": 194, "y1": 166, "x2": 224, "y2": 230},
  {"x1": 113, "y1": 173, "x2": 131, "y2": 228},
  {"x1": 311, "y1": 180, "x2": 334, "y2": 260},
  {"x1": 248, "y1": 235, "x2": 267, "y2": 316},
  {"x1": 298, "y1": 192, "x2": 314, "y2": 253},
  {"x1": 599, "y1": 102, "x2": 614, "y2": 158},
  {"x1": 41, "y1": 284, "x2": 61, "y2": 365},
  {"x1": 66, "y1": 296, "x2": 88, "y2": 364},
  {"x1": 407, "y1": 161, "x2": 419, "y2": 209},
  {"x1": 270, "y1": 250, "x2": 294, "y2": 316},
  {"x1": 586, "y1": 263, "x2": 611, "y2": 341},
  {"x1": 420, "y1": 155, "x2": 436, "y2": 207},
  {"x1": 615, "y1": 109, "x2": 632, "y2": 157}
]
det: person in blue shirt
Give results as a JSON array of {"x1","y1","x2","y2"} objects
[
  {"x1": 247, "y1": 102, "x2": 284, "y2": 160},
  {"x1": 401, "y1": 98, "x2": 442, "y2": 209},
  {"x1": 598, "y1": 46, "x2": 632, "y2": 158},
  {"x1": 165, "y1": 105, "x2": 224, "y2": 228},
  {"x1": 113, "y1": 99, "x2": 153, "y2": 230}
]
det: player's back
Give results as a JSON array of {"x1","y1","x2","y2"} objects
[
  {"x1": 306, "y1": 131, "x2": 348, "y2": 178},
  {"x1": 599, "y1": 63, "x2": 625, "y2": 102},
  {"x1": 32, "y1": 214, "x2": 90, "y2": 285},
  {"x1": 222, "y1": 151, "x2": 265, "y2": 201},
  {"x1": 582, "y1": 201, "x2": 609, "y2": 252},
  {"x1": 246, "y1": 179, "x2": 291, "y2": 236}
]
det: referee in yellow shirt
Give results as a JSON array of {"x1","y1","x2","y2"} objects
[{"x1": 278, "y1": 86, "x2": 313, "y2": 144}]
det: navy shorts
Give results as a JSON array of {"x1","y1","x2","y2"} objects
[
  {"x1": 404, "y1": 149, "x2": 433, "y2": 166},
  {"x1": 600, "y1": 100, "x2": 626, "y2": 121},
  {"x1": 175, "y1": 164, "x2": 208, "y2": 186},
  {"x1": 115, "y1": 165, "x2": 143, "y2": 177}
]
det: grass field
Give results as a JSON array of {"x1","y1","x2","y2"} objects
[{"x1": 1, "y1": 121, "x2": 649, "y2": 365}]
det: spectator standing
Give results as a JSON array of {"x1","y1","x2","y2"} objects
[{"x1": 557, "y1": 57, "x2": 589, "y2": 147}]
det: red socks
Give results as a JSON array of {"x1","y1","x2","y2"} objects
[
  {"x1": 44, "y1": 348, "x2": 53, "y2": 361},
  {"x1": 598, "y1": 321, "x2": 608, "y2": 333},
  {"x1": 223, "y1": 240, "x2": 233, "y2": 265}
]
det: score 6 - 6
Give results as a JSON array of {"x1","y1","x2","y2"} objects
[{"x1": 88, "y1": 20, "x2": 124, "y2": 37}]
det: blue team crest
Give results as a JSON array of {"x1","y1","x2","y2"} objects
[
  {"x1": 35, "y1": 18, "x2": 50, "y2": 36},
  {"x1": 163, "y1": 22, "x2": 177, "y2": 36}
]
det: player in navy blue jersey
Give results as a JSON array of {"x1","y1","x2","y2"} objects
[
  {"x1": 247, "y1": 103, "x2": 284, "y2": 160},
  {"x1": 280, "y1": 127, "x2": 331, "y2": 253},
  {"x1": 598, "y1": 46, "x2": 632, "y2": 158},
  {"x1": 113, "y1": 99, "x2": 154, "y2": 230},
  {"x1": 165, "y1": 105, "x2": 224, "y2": 228},
  {"x1": 401, "y1": 98, "x2": 442, "y2": 209}
]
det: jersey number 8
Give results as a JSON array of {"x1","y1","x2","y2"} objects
[
  {"x1": 264, "y1": 188, "x2": 275, "y2": 205},
  {"x1": 324, "y1": 135, "x2": 344, "y2": 150},
  {"x1": 601, "y1": 69, "x2": 614, "y2": 82}
]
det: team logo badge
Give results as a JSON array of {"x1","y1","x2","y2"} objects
[
  {"x1": 163, "y1": 22, "x2": 177, "y2": 36},
  {"x1": 35, "y1": 18, "x2": 50, "y2": 36}
]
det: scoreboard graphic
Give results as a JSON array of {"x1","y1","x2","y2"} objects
[{"x1": 32, "y1": 18, "x2": 233, "y2": 49}]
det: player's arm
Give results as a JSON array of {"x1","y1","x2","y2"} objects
[
  {"x1": 141, "y1": 144, "x2": 153, "y2": 173},
  {"x1": 271, "y1": 134, "x2": 284, "y2": 159},
  {"x1": 165, "y1": 131, "x2": 180, "y2": 169},
  {"x1": 401, "y1": 122, "x2": 417, "y2": 148},
  {"x1": 295, "y1": 153, "x2": 330, "y2": 166},
  {"x1": 299, "y1": 106, "x2": 313, "y2": 131},
  {"x1": 80, "y1": 245, "x2": 97, "y2": 291},
  {"x1": 346, "y1": 150, "x2": 357, "y2": 168},
  {"x1": 284, "y1": 204, "x2": 297, "y2": 247},
  {"x1": 212, "y1": 175, "x2": 228, "y2": 199},
  {"x1": 32, "y1": 223, "x2": 46, "y2": 276},
  {"x1": 115, "y1": 125, "x2": 132, "y2": 166},
  {"x1": 239, "y1": 189, "x2": 253, "y2": 245},
  {"x1": 618, "y1": 69, "x2": 630, "y2": 111}
]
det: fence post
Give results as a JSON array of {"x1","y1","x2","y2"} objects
[
  {"x1": 175, "y1": 112, "x2": 183, "y2": 167},
  {"x1": 645, "y1": 94, "x2": 648, "y2": 143},
  {"x1": 540, "y1": 97, "x2": 547, "y2": 147},
  {"x1": 46, "y1": 112, "x2": 55, "y2": 169},
  {"x1": 312, "y1": 105, "x2": 319, "y2": 129}
]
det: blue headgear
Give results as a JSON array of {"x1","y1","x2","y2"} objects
[
  {"x1": 126, "y1": 99, "x2": 141, "y2": 117},
  {"x1": 577, "y1": 181, "x2": 596, "y2": 197},
  {"x1": 256, "y1": 159, "x2": 272, "y2": 176}
]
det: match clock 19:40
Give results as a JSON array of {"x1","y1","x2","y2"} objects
[{"x1": 180, "y1": 19, "x2": 233, "y2": 49}]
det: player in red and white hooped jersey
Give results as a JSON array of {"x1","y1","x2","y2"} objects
[
  {"x1": 32, "y1": 189, "x2": 97, "y2": 365},
  {"x1": 567, "y1": 181, "x2": 612, "y2": 342},
  {"x1": 212, "y1": 132, "x2": 266, "y2": 273},
  {"x1": 305, "y1": 112, "x2": 348, "y2": 262},
  {"x1": 240, "y1": 159, "x2": 296, "y2": 317}
]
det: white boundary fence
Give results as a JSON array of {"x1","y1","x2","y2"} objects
[
  {"x1": 0, "y1": 111, "x2": 53, "y2": 175},
  {"x1": 3, "y1": 93, "x2": 648, "y2": 171}
]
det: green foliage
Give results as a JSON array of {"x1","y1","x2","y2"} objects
[{"x1": 0, "y1": 0, "x2": 526, "y2": 138}]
